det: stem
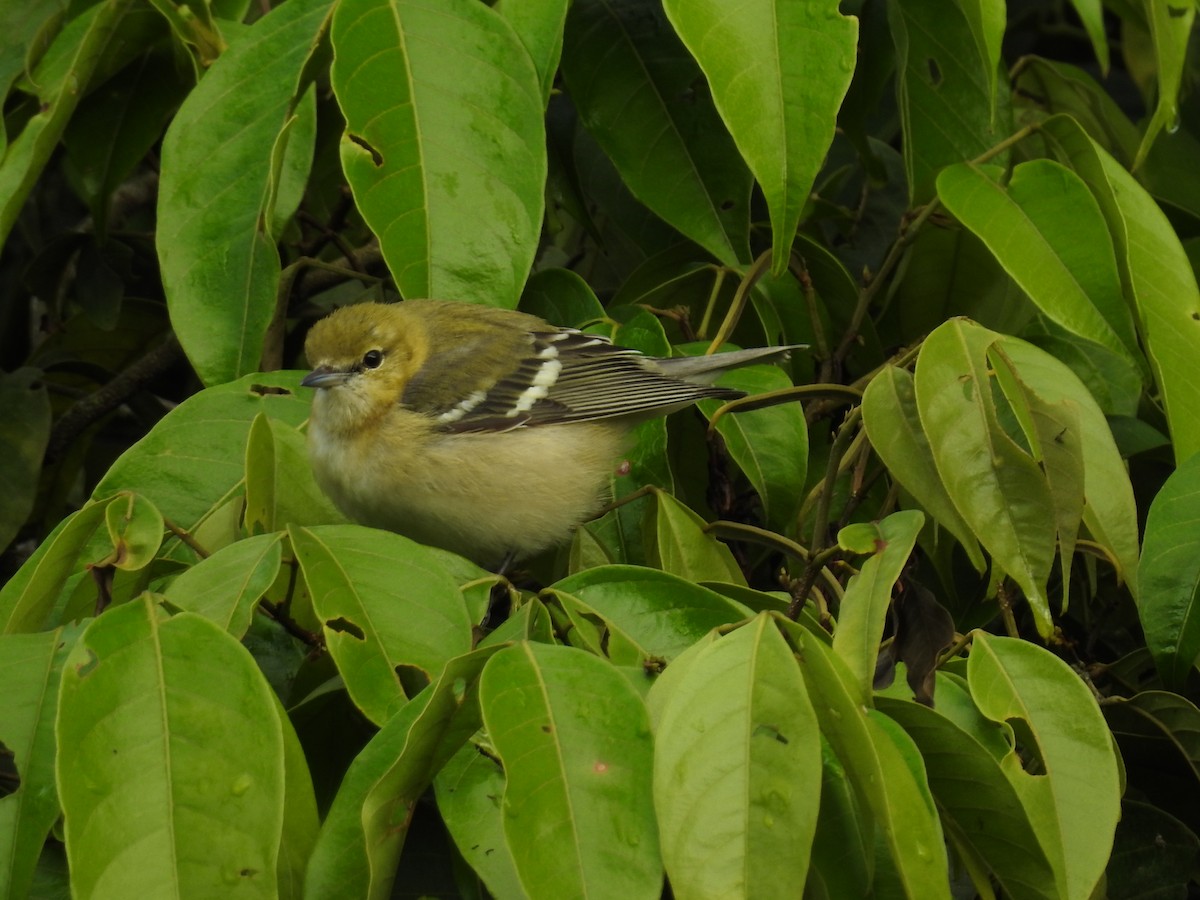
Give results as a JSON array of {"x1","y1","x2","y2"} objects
[
  {"x1": 697, "y1": 266, "x2": 728, "y2": 339},
  {"x1": 162, "y1": 516, "x2": 210, "y2": 559},
  {"x1": 706, "y1": 249, "x2": 774, "y2": 354}
]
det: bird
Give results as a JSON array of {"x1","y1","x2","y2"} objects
[{"x1": 301, "y1": 299, "x2": 800, "y2": 567}]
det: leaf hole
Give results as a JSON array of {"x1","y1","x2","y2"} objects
[
  {"x1": 325, "y1": 617, "x2": 365, "y2": 640},
  {"x1": 250, "y1": 384, "x2": 291, "y2": 396},
  {"x1": 348, "y1": 133, "x2": 384, "y2": 167},
  {"x1": 75, "y1": 648, "x2": 100, "y2": 678},
  {"x1": 1004, "y1": 717, "x2": 1048, "y2": 776},
  {"x1": 395, "y1": 664, "x2": 430, "y2": 697},
  {"x1": 926, "y1": 58, "x2": 943, "y2": 86},
  {"x1": 753, "y1": 724, "x2": 789, "y2": 745}
]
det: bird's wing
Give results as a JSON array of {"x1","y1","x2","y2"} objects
[{"x1": 431, "y1": 329, "x2": 741, "y2": 434}]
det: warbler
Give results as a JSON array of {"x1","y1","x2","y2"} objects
[{"x1": 301, "y1": 299, "x2": 798, "y2": 566}]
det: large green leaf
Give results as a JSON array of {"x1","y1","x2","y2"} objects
[
  {"x1": 162, "y1": 532, "x2": 284, "y2": 637},
  {"x1": 862, "y1": 366, "x2": 985, "y2": 571},
  {"x1": 699, "y1": 363, "x2": 808, "y2": 536},
  {"x1": 1041, "y1": 114, "x2": 1200, "y2": 464},
  {"x1": 1138, "y1": 451, "x2": 1200, "y2": 687},
  {"x1": 0, "y1": 0, "x2": 137, "y2": 247},
  {"x1": 92, "y1": 371, "x2": 312, "y2": 551},
  {"x1": 157, "y1": 0, "x2": 330, "y2": 384},
  {"x1": 561, "y1": 0, "x2": 752, "y2": 266},
  {"x1": 0, "y1": 628, "x2": 78, "y2": 900},
  {"x1": 643, "y1": 488, "x2": 745, "y2": 586},
  {"x1": 878, "y1": 680, "x2": 1058, "y2": 900},
  {"x1": 330, "y1": 0, "x2": 544, "y2": 307},
  {"x1": 936, "y1": 160, "x2": 1140, "y2": 370},
  {"x1": 832, "y1": 510, "x2": 924, "y2": 704},
  {"x1": 787, "y1": 626, "x2": 951, "y2": 898},
  {"x1": 914, "y1": 319, "x2": 1056, "y2": 634},
  {"x1": 57, "y1": 598, "x2": 291, "y2": 899},
  {"x1": 967, "y1": 632, "x2": 1121, "y2": 900},
  {"x1": 546, "y1": 565, "x2": 751, "y2": 661},
  {"x1": 889, "y1": 0, "x2": 1008, "y2": 202},
  {"x1": 480, "y1": 643, "x2": 661, "y2": 900},
  {"x1": 305, "y1": 648, "x2": 498, "y2": 900},
  {"x1": 290, "y1": 524, "x2": 473, "y2": 726},
  {"x1": 661, "y1": 0, "x2": 856, "y2": 272},
  {"x1": 652, "y1": 614, "x2": 820, "y2": 899}
]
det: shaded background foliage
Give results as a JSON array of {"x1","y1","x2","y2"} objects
[{"x1": 2, "y1": 0, "x2": 1200, "y2": 897}]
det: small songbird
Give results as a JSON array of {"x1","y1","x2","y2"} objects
[{"x1": 301, "y1": 300, "x2": 799, "y2": 567}]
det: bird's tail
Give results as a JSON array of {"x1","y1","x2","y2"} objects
[{"x1": 654, "y1": 345, "x2": 806, "y2": 384}]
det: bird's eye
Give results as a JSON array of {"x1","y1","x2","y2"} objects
[{"x1": 362, "y1": 349, "x2": 384, "y2": 369}]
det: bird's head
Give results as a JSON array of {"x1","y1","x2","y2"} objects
[{"x1": 302, "y1": 303, "x2": 428, "y2": 433}]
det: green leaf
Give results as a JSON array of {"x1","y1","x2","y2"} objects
[
  {"x1": 57, "y1": 597, "x2": 288, "y2": 899},
  {"x1": 546, "y1": 565, "x2": 751, "y2": 661},
  {"x1": 991, "y1": 335, "x2": 1139, "y2": 588},
  {"x1": 0, "y1": 369, "x2": 50, "y2": 554},
  {"x1": 330, "y1": 0, "x2": 544, "y2": 307},
  {"x1": 244, "y1": 413, "x2": 344, "y2": 536},
  {"x1": 479, "y1": 643, "x2": 661, "y2": 900},
  {"x1": 889, "y1": 0, "x2": 1008, "y2": 203},
  {"x1": 862, "y1": 366, "x2": 985, "y2": 571},
  {"x1": 1137, "y1": 452, "x2": 1200, "y2": 687},
  {"x1": 1106, "y1": 799, "x2": 1200, "y2": 899},
  {"x1": 92, "y1": 371, "x2": 312, "y2": 552},
  {"x1": 699, "y1": 363, "x2": 808, "y2": 535},
  {"x1": 967, "y1": 632, "x2": 1121, "y2": 900},
  {"x1": 914, "y1": 319, "x2": 1057, "y2": 635},
  {"x1": 661, "y1": 0, "x2": 857, "y2": 272},
  {"x1": 290, "y1": 524, "x2": 473, "y2": 726},
  {"x1": 157, "y1": 0, "x2": 332, "y2": 385},
  {"x1": 305, "y1": 647, "x2": 499, "y2": 900},
  {"x1": 1041, "y1": 114, "x2": 1200, "y2": 464},
  {"x1": 652, "y1": 614, "x2": 820, "y2": 899},
  {"x1": 878, "y1": 685, "x2": 1058, "y2": 900},
  {"x1": 1134, "y1": 0, "x2": 1194, "y2": 168},
  {"x1": 1103, "y1": 691, "x2": 1200, "y2": 784},
  {"x1": 162, "y1": 533, "x2": 283, "y2": 637},
  {"x1": 519, "y1": 267, "x2": 605, "y2": 327},
  {"x1": 643, "y1": 488, "x2": 746, "y2": 586},
  {"x1": 1065, "y1": 0, "x2": 1109, "y2": 73},
  {"x1": 1012, "y1": 59, "x2": 1136, "y2": 164},
  {"x1": 561, "y1": 0, "x2": 752, "y2": 266},
  {"x1": 494, "y1": 0, "x2": 568, "y2": 104},
  {"x1": 97, "y1": 490, "x2": 164, "y2": 571},
  {"x1": 0, "y1": 501, "x2": 109, "y2": 634},
  {"x1": 936, "y1": 160, "x2": 1141, "y2": 371},
  {"x1": 788, "y1": 627, "x2": 951, "y2": 898},
  {"x1": 0, "y1": 0, "x2": 137, "y2": 247},
  {"x1": 0, "y1": 627, "x2": 78, "y2": 900},
  {"x1": 434, "y1": 741, "x2": 524, "y2": 900},
  {"x1": 833, "y1": 510, "x2": 924, "y2": 704}
]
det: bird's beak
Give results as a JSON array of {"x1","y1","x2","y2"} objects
[{"x1": 301, "y1": 366, "x2": 352, "y2": 388}]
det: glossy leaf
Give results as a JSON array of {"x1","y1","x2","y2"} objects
[
  {"x1": 833, "y1": 510, "x2": 924, "y2": 704},
  {"x1": 480, "y1": 643, "x2": 661, "y2": 900},
  {"x1": 1135, "y1": 1, "x2": 1194, "y2": 168},
  {"x1": 561, "y1": 0, "x2": 752, "y2": 266},
  {"x1": 936, "y1": 160, "x2": 1140, "y2": 370},
  {"x1": 699, "y1": 363, "x2": 808, "y2": 536},
  {"x1": 967, "y1": 632, "x2": 1121, "y2": 900},
  {"x1": 878, "y1": 685, "x2": 1058, "y2": 900},
  {"x1": 519, "y1": 267, "x2": 605, "y2": 327},
  {"x1": 789, "y1": 627, "x2": 951, "y2": 898},
  {"x1": 98, "y1": 490, "x2": 163, "y2": 571},
  {"x1": 1137, "y1": 452, "x2": 1200, "y2": 687},
  {"x1": 915, "y1": 319, "x2": 1056, "y2": 634},
  {"x1": 652, "y1": 614, "x2": 820, "y2": 899},
  {"x1": 162, "y1": 533, "x2": 284, "y2": 637},
  {"x1": 290, "y1": 524, "x2": 473, "y2": 726},
  {"x1": 305, "y1": 648, "x2": 498, "y2": 900},
  {"x1": 546, "y1": 565, "x2": 752, "y2": 661},
  {"x1": 862, "y1": 366, "x2": 985, "y2": 571},
  {"x1": 494, "y1": 0, "x2": 568, "y2": 104},
  {"x1": 889, "y1": 0, "x2": 1007, "y2": 202},
  {"x1": 1041, "y1": 114, "x2": 1200, "y2": 464},
  {"x1": 92, "y1": 372, "x2": 311, "y2": 549},
  {"x1": 0, "y1": 628, "x2": 77, "y2": 900},
  {"x1": 330, "y1": 0, "x2": 544, "y2": 307},
  {"x1": 1103, "y1": 691, "x2": 1200, "y2": 782},
  {"x1": 434, "y1": 741, "x2": 524, "y2": 900},
  {"x1": 643, "y1": 487, "x2": 745, "y2": 586},
  {"x1": 157, "y1": 0, "x2": 331, "y2": 385},
  {"x1": 244, "y1": 413, "x2": 344, "y2": 536},
  {"x1": 57, "y1": 598, "x2": 290, "y2": 899},
  {"x1": 662, "y1": 0, "x2": 856, "y2": 272}
]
